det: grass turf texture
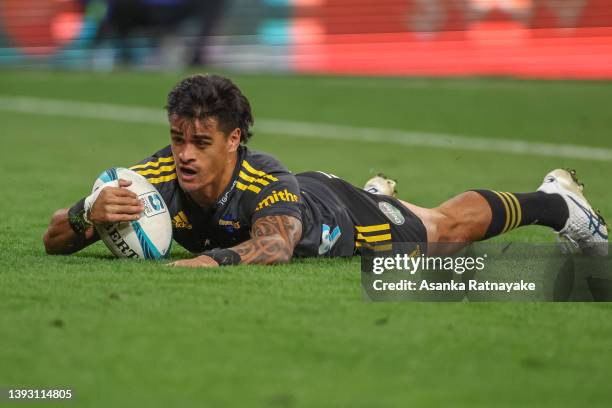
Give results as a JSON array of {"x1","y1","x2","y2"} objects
[{"x1": 1, "y1": 70, "x2": 612, "y2": 407}]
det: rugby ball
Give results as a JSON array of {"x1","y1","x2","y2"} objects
[{"x1": 92, "y1": 167, "x2": 172, "y2": 260}]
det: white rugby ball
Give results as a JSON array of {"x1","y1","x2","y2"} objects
[{"x1": 92, "y1": 167, "x2": 172, "y2": 260}]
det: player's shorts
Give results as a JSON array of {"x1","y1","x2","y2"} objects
[{"x1": 295, "y1": 172, "x2": 428, "y2": 257}]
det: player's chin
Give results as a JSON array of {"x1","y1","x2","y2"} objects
[{"x1": 177, "y1": 177, "x2": 202, "y2": 193}]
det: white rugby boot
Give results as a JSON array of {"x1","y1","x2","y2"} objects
[
  {"x1": 537, "y1": 169, "x2": 608, "y2": 256},
  {"x1": 364, "y1": 173, "x2": 397, "y2": 197}
]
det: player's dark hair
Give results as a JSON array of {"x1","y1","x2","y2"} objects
[{"x1": 166, "y1": 74, "x2": 254, "y2": 143}]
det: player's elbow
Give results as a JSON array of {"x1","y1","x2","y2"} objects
[
  {"x1": 271, "y1": 235, "x2": 294, "y2": 264},
  {"x1": 43, "y1": 233, "x2": 66, "y2": 255},
  {"x1": 277, "y1": 246, "x2": 293, "y2": 264},
  {"x1": 43, "y1": 232, "x2": 54, "y2": 255},
  {"x1": 43, "y1": 209, "x2": 71, "y2": 255},
  {"x1": 43, "y1": 232, "x2": 60, "y2": 255}
]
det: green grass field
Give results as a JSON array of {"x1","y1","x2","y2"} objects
[{"x1": 1, "y1": 70, "x2": 612, "y2": 407}]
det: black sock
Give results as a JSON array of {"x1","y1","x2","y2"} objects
[{"x1": 473, "y1": 190, "x2": 569, "y2": 239}]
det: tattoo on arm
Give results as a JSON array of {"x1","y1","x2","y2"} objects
[{"x1": 231, "y1": 215, "x2": 302, "y2": 264}]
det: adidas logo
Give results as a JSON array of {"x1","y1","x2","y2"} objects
[{"x1": 172, "y1": 211, "x2": 192, "y2": 230}]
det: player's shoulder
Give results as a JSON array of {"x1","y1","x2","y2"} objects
[
  {"x1": 129, "y1": 145, "x2": 177, "y2": 187},
  {"x1": 233, "y1": 148, "x2": 289, "y2": 197},
  {"x1": 232, "y1": 148, "x2": 301, "y2": 221},
  {"x1": 241, "y1": 148, "x2": 291, "y2": 177}
]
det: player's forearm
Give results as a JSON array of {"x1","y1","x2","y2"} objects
[
  {"x1": 231, "y1": 235, "x2": 294, "y2": 264},
  {"x1": 231, "y1": 215, "x2": 303, "y2": 265},
  {"x1": 170, "y1": 215, "x2": 303, "y2": 268},
  {"x1": 43, "y1": 209, "x2": 98, "y2": 255}
]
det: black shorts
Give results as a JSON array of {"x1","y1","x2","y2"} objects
[{"x1": 295, "y1": 172, "x2": 428, "y2": 257}]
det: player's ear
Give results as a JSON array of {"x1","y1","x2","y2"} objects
[{"x1": 226, "y1": 128, "x2": 241, "y2": 152}]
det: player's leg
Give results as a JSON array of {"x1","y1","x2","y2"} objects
[
  {"x1": 398, "y1": 188, "x2": 569, "y2": 255},
  {"x1": 369, "y1": 169, "x2": 608, "y2": 256}
]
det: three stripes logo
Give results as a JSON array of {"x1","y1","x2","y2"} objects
[
  {"x1": 492, "y1": 191, "x2": 523, "y2": 234},
  {"x1": 355, "y1": 223, "x2": 393, "y2": 252},
  {"x1": 235, "y1": 160, "x2": 279, "y2": 195},
  {"x1": 130, "y1": 156, "x2": 176, "y2": 184},
  {"x1": 172, "y1": 211, "x2": 192, "y2": 230}
]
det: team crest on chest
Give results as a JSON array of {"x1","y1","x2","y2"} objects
[{"x1": 219, "y1": 215, "x2": 241, "y2": 232}]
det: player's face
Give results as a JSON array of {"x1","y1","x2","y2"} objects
[{"x1": 169, "y1": 115, "x2": 240, "y2": 195}]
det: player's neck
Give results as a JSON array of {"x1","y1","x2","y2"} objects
[{"x1": 189, "y1": 152, "x2": 238, "y2": 207}]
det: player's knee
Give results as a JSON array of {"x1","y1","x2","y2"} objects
[{"x1": 431, "y1": 209, "x2": 470, "y2": 243}]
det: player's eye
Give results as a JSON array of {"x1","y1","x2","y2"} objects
[
  {"x1": 171, "y1": 135, "x2": 184, "y2": 144},
  {"x1": 194, "y1": 139, "x2": 211, "y2": 149}
]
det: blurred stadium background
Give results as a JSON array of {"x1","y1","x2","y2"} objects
[
  {"x1": 2, "y1": 1, "x2": 612, "y2": 407},
  {"x1": 1, "y1": 0, "x2": 612, "y2": 77}
]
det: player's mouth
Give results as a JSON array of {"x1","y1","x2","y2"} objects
[{"x1": 178, "y1": 165, "x2": 198, "y2": 182}]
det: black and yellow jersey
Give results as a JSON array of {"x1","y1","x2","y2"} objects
[
  {"x1": 129, "y1": 145, "x2": 302, "y2": 254},
  {"x1": 129, "y1": 145, "x2": 427, "y2": 257}
]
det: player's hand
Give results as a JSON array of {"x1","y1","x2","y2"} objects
[
  {"x1": 88, "y1": 179, "x2": 144, "y2": 224},
  {"x1": 168, "y1": 255, "x2": 219, "y2": 268}
]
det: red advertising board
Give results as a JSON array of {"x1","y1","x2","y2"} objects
[
  {"x1": 0, "y1": 0, "x2": 84, "y2": 55},
  {"x1": 292, "y1": 0, "x2": 612, "y2": 78}
]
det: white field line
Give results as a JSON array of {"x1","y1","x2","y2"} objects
[{"x1": 1, "y1": 95, "x2": 611, "y2": 162}]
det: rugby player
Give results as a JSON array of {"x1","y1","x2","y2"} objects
[{"x1": 43, "y1": 74, "x2": 608, "y2": 266}]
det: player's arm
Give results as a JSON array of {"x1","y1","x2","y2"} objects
[
  {"x1": 43, "y1": 208, "x2": 100, "y2": 255},
  {"x1": 170, "y1": 214, "x2": 303, "y2": 267},
  {"x1": 43, "y1": 179, "x2": 144, "y2": 255},
  {"x1": 232, "y1": 214, "x2": 302, "y2": 264}
]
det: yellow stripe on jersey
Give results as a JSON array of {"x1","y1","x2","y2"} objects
[
  {"x1": 148, "y1": 173, "x2": 177, "y2": 184},
  {"x1": 236, "y1": 180, "x2": 261, "y2": 194},
  {"x1": 356, "y1": 233, "x2": 392, "y2": 243},
  {"x1": 130, "y1": 156, "x2": 174, "y2": 170},
  {"x1": 355, "y1": 242, "x2": 393, "y2": 252},
  {"x1": 135, "y1": 164, "x2": 176, "y2": 176},
  {"x1": 238, "y1": 171, "x2": 270, "y2": 187},
  {"x1": 242, "y1": 160, "x2": 278, "y2": 182},
  {"x1": 355, "y1": 223, "x2": 390, "y2": 233}
]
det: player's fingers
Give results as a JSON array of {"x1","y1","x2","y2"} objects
[
  {"x1": 118, "y1": 179, "x2": 132, "y2": 188},
  {"x1": 106, "y1": 196, "x2": 143, "y2": 207},
  {"x1": 104, "y1": 204, "x2": 144, "y2": 215},
  {"x1": 107, "y1": 213, "x2": 141, "y2": 223},
  {"x1": 108, "y1": 187, "x2": 138, "y2": 199}
]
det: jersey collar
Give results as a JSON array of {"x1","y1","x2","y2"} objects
[{"x1": 214, "y1": 145, "x2": 247, "y2": 209}]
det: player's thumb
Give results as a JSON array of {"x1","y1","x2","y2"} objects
[{"x1": 118, "y1": 179, "x2": 133, "y2": 188}]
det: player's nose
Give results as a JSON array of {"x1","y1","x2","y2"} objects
[{"x1": 178, "y1": 143, "x2": 196, "y2": 163}]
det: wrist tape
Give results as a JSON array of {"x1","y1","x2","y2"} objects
[
  {"x1": 67, "y1": 182, "x2": 115, "y2": 234},
  {"x1": 201, "y1": 248, "x2": 242, "y2": 266}
]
